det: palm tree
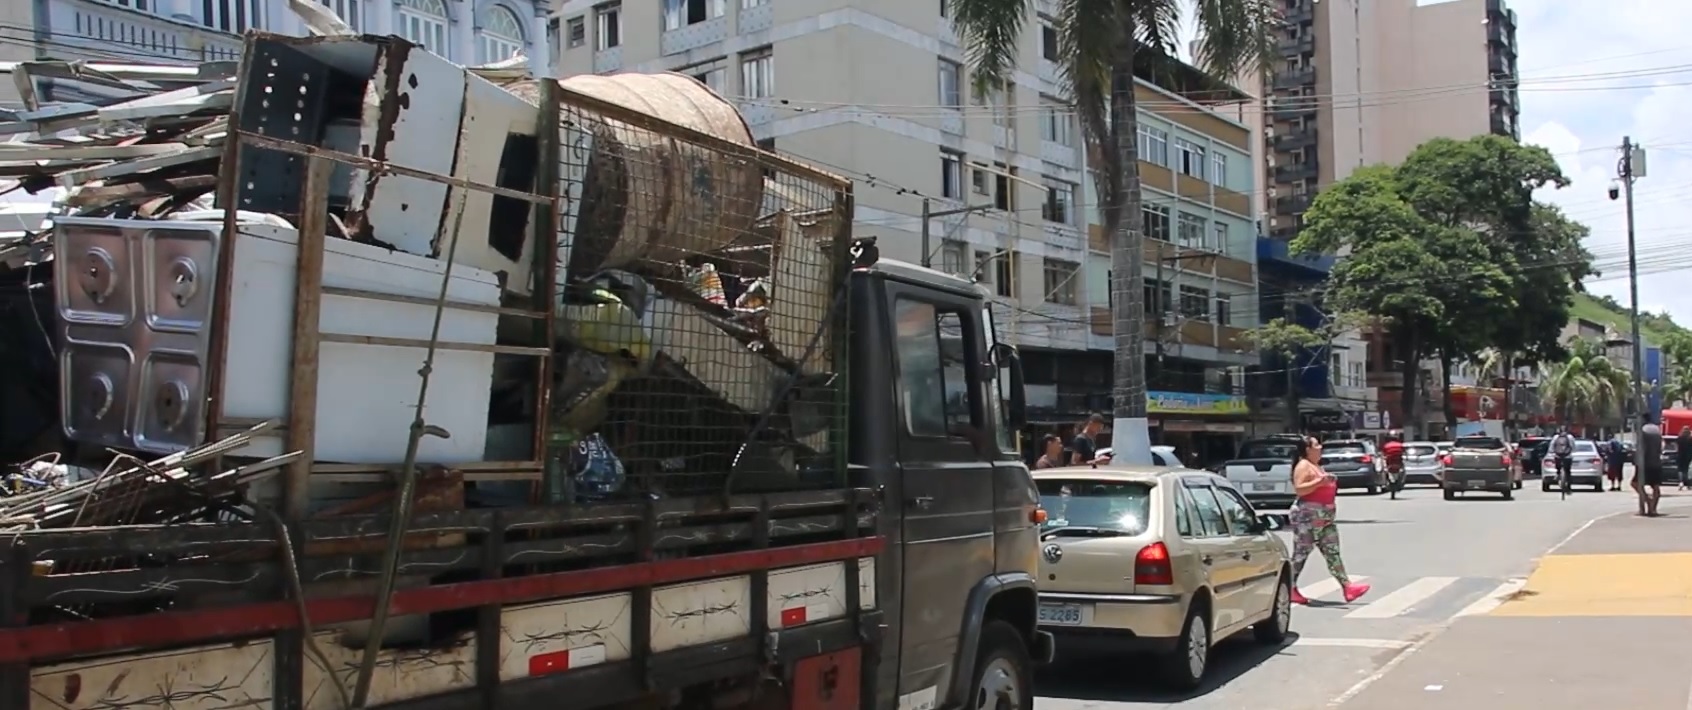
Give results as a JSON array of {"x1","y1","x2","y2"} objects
[
  {"x1": 950, "y1": 0, "x2": 1278, "y2": 462},
  {"x1": 1540, "y1": 338, "x2": 1632, "y2": 432}
]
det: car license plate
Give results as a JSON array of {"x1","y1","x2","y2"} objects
[
  {"x1": 1252, "y1": 482, "x2": 1279, "y2": 492},
  {"x1": 1038, "y1": 603, "x2": 1084, "y2": 626},
  {"x1": 1467, "y1": 480, "x2": 1487, "y2": 489}
]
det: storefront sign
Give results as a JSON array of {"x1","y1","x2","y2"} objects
[
  {"x1": 1161, "y1": 421, "x2": 1249, "y2": 433},
  {"x1": 1302, "y1": 409, "x2": 1351, "y2": 432},
  {"x1": 1146, "y1": 391, "x2": 1249, "y2": 416}
]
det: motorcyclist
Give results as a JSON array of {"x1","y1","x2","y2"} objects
[{"x1": 1382, "y1": 430, "x2": 1406, "y2": 490}]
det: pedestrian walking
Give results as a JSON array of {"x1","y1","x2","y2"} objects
[
  {"x1": 1034, "y1": 434, "x2": 1065, "y2": 469},
  {"x1": 1287, "y1": 436, "x2": 1370, "y2": 606},
  {"x1": 1676, "y1": 427, "x2": 1692, "y2": 491},
  {"x1": 1607, "y1": 435, "x2": 1626, "y2": 491},
  {"x1": 1634, "y1": 414, "x2": 1664, "y2": 516},
  {"x1": 1068, "y1": 413, "x2": 1107, "y2": 466}
]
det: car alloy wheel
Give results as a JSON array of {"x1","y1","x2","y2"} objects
[
  {"x1": 976, "y1": 656, "x2": 1022, "y2": 710},
  {"x1": 1186, "y1": 612, "x2": 1209, "y2": 679}
]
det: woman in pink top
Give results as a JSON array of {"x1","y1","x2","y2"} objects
[{"x1": 1288, "y1": 436, "x2": 1369, "y2": 605}]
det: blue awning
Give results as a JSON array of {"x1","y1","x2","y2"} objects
[{"x1": 1257, "y1": 237, "x2": 1334, "y2": 278}]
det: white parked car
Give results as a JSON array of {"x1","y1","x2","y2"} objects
[{"x1": 1095, "y1": 445, "x2": 1180, "y2": 467}]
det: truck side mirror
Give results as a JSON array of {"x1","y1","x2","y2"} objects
[{"x1": 992, "y1": 343, "x2": 1027, "y2": 429}]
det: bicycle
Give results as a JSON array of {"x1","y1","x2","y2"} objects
[{"x1": 1556, "y1": 455, "x2": 1572, "y2": 500}]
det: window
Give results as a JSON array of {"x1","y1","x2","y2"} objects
[
  {"x1": 741, "y1": 49, "x2": 774, "y2": 98},
  {"x1": 1144, "y1": 279, "x2": 1172, "y2": 315},
  {"x1": 940, "y1": 0, "x2": 949, "y2": 17},
  {"x1": 1212, "y1": 221, "x2": 1229, "y2": 253},
  {"x1": 477, "y1": 6, "x2": 526, "y2": 65},
  {"x1": 894, "y1": 301, "x2": 979, "y2": 437},
  {"x1": 940, "y1": 241, "x2": 968, "y2": 277},
  {"x1": 938, "y1": 59, "x2": 962, "y2": 107},
  {"x1": 1040, "y1": 22, "x2": 1059, "y2": 61},
  {"x1": 1176, "y1": 212, "x2": 1206, "y2": 249},
  {"x1": 1142, "y1": 204, "x2": 1170, "y2": 241},
  {"x1": 203, "y1": 0, "x2": 264, "y2": 32},
  {"x1": 1042, "y1": 178, "x2": 1074, "y2": 225},
  {"x1": 319, "y1": 0, "x2": 362, "y2": 31},
  {"x1": 566, "y1": 17, "x2": 585, "y2": 47},
  {"x1": 1214, "y1": 294, "x2": 1232, "y2": 325},
  {"x1": 971, "y1": 167, "x2": 990, "y2": 195},
  {"x1": 1174, "y1": 138, "x2": 1205, "y2": 179},
  {"x1": 595, "y1": 4, "x2": 621, "y2": 50},
  {"x1": 1043, "y1": 258, "x2": 1079, "y2": 305},
  {"x1": 1138, "y1": 125, "x2": 1168, "y2": 166},
  {"x1": 664, "y1": 0, "x2": 725, "y2": 30},
  {"x1": 398, "y1": 0, "x2": 450, "y2": 57},
  {"x1": 1211, "y1": 151, "x2": 1228, "y2": 187},
  {"x1": 1036, "y1": 480, "x2": 1152, "y2": 535},
  {"x1": 977, "y1": 250, "x2": 1015, "y2": 298},
  {"x1": 1179, "y1": 285, "x2": 1209, "y2": 319},
  {"x1": 1212, "y1": 487, "x2": 1260, "y2": 535},
  {"x1": 940, "y1": 150, "x2": 963, "y2": 199},
  {"x1": 1172, "y1": 485, "x2": 1195, "y2": 537},
  {"x1": 1039, "y1": 96, "x2": 1072, "y2": 145},
  {"x1": 1183, "y1": 482, "x2": 1229, "y2": 537},
  {"x1": 992, "y1": 163, "x2": 1015, "y2": 211},
  {"x1": 687, "y1": 63, "x2": 726, "y2": 92},
  {"x1": 743, "y1": 0, "x2": 766, "y2": 6},
  {"x1": 974, "y1": 80, "x2": 1011, "y2": 126}
]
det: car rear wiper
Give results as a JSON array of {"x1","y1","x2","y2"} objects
[{"x1": 1041, "y1": 526, "x2": 1131, "y2": 540}]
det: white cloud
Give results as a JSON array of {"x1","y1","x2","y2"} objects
[{"x1": 1513, "y1": 0, "x2": 1692, "y2": 328}]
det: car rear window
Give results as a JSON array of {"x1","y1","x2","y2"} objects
[
  {"x1": 1406, "y1": 444, "x2": 1438, "y2": 456},
  {"x1": 1238, "y1": 440, "x2": 1298, "y2": 459},
  {"x1": 1036, "y1": 480, "x2": 1152, "y2": 535},
  {"x1": 1325, "y1": 442, "x2": 1367, "y2": 454},
  {"x1": 1455, "y1": 437, "x2": 1505, "y2": 449}
]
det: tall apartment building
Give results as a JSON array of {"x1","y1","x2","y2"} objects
[
  {"x1": 552, "y1": 0, "x2": 1262, "y2": 457},
  {"x1": 1250, "y1": 0, "x2": 1520, "y2": 436},
  {"x1": 1, "y1": 0, "x2": 551, "y2": 106}
]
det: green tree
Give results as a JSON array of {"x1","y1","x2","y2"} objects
[
  {"x1": 1243, "y1": 311, "x2": 1367, "y2": 428},
  {"x1": 1293, "y1": 167, "x2": 1511, "y2": 438},
  {"x1": 1541, "y1": 338, "x2": 1633, "y2": 430},
  {"x1": 949, "y1": 0, "x2": 1278, "y2": 462}
]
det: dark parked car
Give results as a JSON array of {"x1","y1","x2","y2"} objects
[
  {"x1": 1517, "y1": 437, "x2": 1550, "y2": 477},
  {"x1": 1319, "y1": 439, "x2": 1386, "y2": 494}
]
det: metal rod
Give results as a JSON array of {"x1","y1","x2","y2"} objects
[
  {"x1": 1621, "y1": 136, "x2": 1647, "y2": 510},
  {"x1": 282, "y1": 155, "x2": 332, "y2": 520},
  {"x1": 347, "y1": 192, "x2": 471, "y2": 709},
  {"x1": 919, "y1": 197, "x2": 930, "y2": 267}
]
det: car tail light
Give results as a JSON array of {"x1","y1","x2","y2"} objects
[
  {"x1": 1500, "y1": 455, "x2": 1512, "y2": 466},
  {"x1": 1135, "y1": 542, "x2": 1174, "y2": 586},
  {"x1": 1359, "y1": 454, "x2": 1373, "y2": 464},
  {"x1": 1441, "y1": 454, "x2": 1453, "y2": 466}
]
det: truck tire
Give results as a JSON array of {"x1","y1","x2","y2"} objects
[
  {"x1": 1159, "y1": 599, "x2": 1210, "y2": 690},
  {"x1": 969, "y1": 621, "x2": 1033, "y2": 710}
]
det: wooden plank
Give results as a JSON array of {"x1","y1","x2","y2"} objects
[{"x1": 284, "y1": 155, "x2": 333, "y2": 520}]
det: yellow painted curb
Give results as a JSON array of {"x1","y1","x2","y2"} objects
[{"x1": 1490, "y1": 552, "x2": 1692, "y2": 617}]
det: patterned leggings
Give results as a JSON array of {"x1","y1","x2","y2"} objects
[{"x1": 1290, "y1": 502, "x2": 1349, "y2": 586}]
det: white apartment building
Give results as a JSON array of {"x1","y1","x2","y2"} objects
[
  {"x1": 552, "y1": 0, "x2": 1262, "y2": 428},
  {"x1": 2, "y1": 0, "x2": 551, "y2": 105}
]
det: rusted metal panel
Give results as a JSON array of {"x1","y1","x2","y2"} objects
[
  {"x1": 790, "y1": 647, "x2": 862, "y2": 710},
  {"x1": 347, "y1": 43, "x2": 465, "y2": 256},
  {"x1": 284, "y1": 155, "x2": 332, "y2": 519}
]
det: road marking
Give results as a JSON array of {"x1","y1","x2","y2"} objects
[
  {"x1": 1455, "y1": 578, "x2": 1527, "y2": 617},
  {"x1": 1344, "y1": 576, "x2": 1458, "y2": 619},
  {"x1": 1301, "y1": 575, "x2": 1369, "y2": 600},
  {"x1": 1291, "y1": 637, "x2": 1412, "y2": 650}
]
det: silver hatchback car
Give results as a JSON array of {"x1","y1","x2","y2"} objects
[{"x1": 1401, "y1": 441, "x2": 1447, "y2": 485}]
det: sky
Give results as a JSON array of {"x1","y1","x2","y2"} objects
[{"x1": 1510, "y1": 0, "x2": 1692, "y2": 324}]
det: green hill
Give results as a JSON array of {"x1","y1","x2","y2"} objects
[{"x1": 1568, "y1": 292, "x2": 1689, "y2": 345}]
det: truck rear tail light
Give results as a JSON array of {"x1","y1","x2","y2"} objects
[{"x1": 1135, "y1": 542, "x2": 1174, "y2": 586}]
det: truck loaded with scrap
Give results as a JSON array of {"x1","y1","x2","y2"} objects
[{"x1": 0, "y1": 34, "x2": 1045, "y2": 710}]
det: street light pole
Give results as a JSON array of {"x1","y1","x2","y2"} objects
[
  {"x1": 1616, "y1": 136, "x2": 1647, "y2": 508},
  {"x1": 919, "y1": 197, "x2": 999, "y2": 268}
]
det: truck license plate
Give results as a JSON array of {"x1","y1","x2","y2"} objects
[
  {"x1": 1038, "y1": 604, "x2": 1084, "y2": 626},
  {"x1": 1252, "y1": 482, "x2": 1278, "y2": 492}
]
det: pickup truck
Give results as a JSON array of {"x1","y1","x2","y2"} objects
[
  {"x1": 1219, "y1": 436, "x2": 1303, "y2": 510},
  {"x1": 0, "y1": 35, "x2": 1050, "y2": 710},
  {"x1": 1443, "y1": 436, "x2": 1519, "y2": 500}
]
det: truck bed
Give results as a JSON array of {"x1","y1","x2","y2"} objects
[{"x1": 0, "y1": 489, "x2": 881, "y2": 709}]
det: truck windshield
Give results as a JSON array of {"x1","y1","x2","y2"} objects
[{"x1": 1036, "y1": 479, "x2": 1152, "y2": 535}]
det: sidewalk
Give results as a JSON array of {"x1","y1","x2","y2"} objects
[{"x1": 1336, "y1": 504, "x2": 1692, "y2": 710}]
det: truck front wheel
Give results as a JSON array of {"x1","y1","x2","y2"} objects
[{"x1": 969, "y1": 621, "x2": 1033, "y2": 710}]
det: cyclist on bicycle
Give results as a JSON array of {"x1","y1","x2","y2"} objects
[
  {"x1": 1382, "y1": 430, "x2": 1406, "y2": 491},
  {"x1": 1550, "y1": 425, "x2": 1577, "y2": 489}
]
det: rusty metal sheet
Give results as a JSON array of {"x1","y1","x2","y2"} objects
[{"x1": 346, "y1": 43, "x2": 465, "y2": 256}]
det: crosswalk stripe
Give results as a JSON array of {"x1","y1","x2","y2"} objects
[
  {"x1": 1343, "y1": 576, "x2": 1459, "y2": 619},
  {"x1": 1300, "y1": 575, "x2": 1369, "y2": 600},
  {"x1": 1455, "y1": 578, "x2": 1528, "y2": 617}
]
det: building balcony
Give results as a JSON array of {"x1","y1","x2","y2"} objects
[
  {"x1": 1271, "y1": 67, "x2": 1316, "y2": 91},
  {"x1": 1275, "y1": 194, "x2": 1313, "y2": 215},
  {"x1": 1277, "y1": 36, "x2": 1314, "y2": 57},
  {"x1": 1269, "y1": 101, "x2": 1317, "y2": 121},
  {"x1": 1271, "y1": 126, "x2": 1317, "y2": 152},
  {"x1": 1274, "y1": 162, "x2": 1318, "y2": 184},
  {"x1": 39, "y1": 0, "x2": 243, "y2": 64},
  {"x1": 1284, "y1": 3, "x2": 1313, "y2": 24}
]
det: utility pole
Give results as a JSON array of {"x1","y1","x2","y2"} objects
[
  {"x1": 1615, "y1": 136, "x2": 1647, "y2": 508},
  {"x1": 920, "y1": 198, "x2": 997, "y2": 267},
  {"x1": 1151, "y1": 242, "x2": 1215, "y2": 389}
]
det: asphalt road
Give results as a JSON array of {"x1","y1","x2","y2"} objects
[{"x1": 1032, "y1": 475, "x2": 1658, "y2": 710}]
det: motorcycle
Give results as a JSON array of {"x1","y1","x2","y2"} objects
[{"x1": 1387, "y1": 457, "x2": 1406, "y2": 499}]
